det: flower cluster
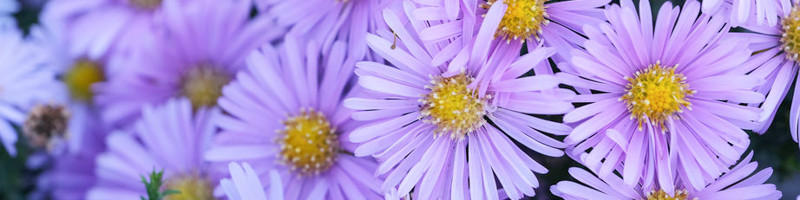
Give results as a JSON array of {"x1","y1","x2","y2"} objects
[{"x1": 2, "y1": 0, "x2": 800, "y2": 199}]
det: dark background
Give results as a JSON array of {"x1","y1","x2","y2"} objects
[{"x1": 5, "y1": 0, "x2": 800, "y2": 199}]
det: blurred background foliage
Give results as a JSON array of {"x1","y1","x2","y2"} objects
[{"x1": 4, "y1": 0, "x2": 800, "y2": 199}]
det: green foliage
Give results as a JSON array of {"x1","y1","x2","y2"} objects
[{"x1": 140, "y1": 169, "x2": 180, "y2": 200}]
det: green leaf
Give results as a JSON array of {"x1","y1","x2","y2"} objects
[{"x1": 140, "y1": 169, "x2": 181, "y2": 200}]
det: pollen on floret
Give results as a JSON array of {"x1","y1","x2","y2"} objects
[
  {"x1": 180, "y1": 63, "x2": 231, "y2": 110},
  {"x1": 482, "y1": 0, "x2": 549, "y2": 43},
  {"x1": 782, "y1": 4, "x2": 800, "y2": 62},
  {"x1": 645, "y1": 189, "x2": 693, "y2": 200},
  {"x1": 278, "y1": 108, "x2": 339, "y2": 175},
  {"x1": 619, "y1": 62, "x2": 694, "y2": 131},
  {"x1": 164, "y1": 174, "x2": 214, "y2": 200},
  {"x1": 63, "y1": 59, "x2": 104, "y2": 102},
  {"x1": 129, "y1": 0, "x2": 162, "y2": 10},
  {"x1": 419, "y1": 73, "x2": 488, "y2": 139}
]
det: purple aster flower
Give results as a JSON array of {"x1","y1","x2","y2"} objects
[
  {"x1": 561, "y1": 0, "x2": 765, "y2": 193},
  {"x1": 551, "y1": 152, "x2": 782, "y2": 200},
  {"x1": 221, "y1": 162, "x2": 283, "y2": 200},
  {"x1": 204, "y1": 35, "x2": 384, "y2": 199},
  {"x1": 36, "y1": 124, "x2": 106, "y2": 199},
  {"x1": 726, "y1": 1, "x2": 800, "y2": 143},
  {"x1": 94, "y1": 0, "x2": 282, "y2": 128},
  {"x1": 0, "y1": 24, "x2": 60, "y2": 156},
  {"x1": 345, "y1": 6, "x2": 574, "y2": 199},
  {"x1": 701, "y1": 0, "x2": 790, "y2": 27},
  {"x1": 413, "y1": 0, "x2": 609, "y2": 68},
  {"x1": 87, "y1": 98, "x2": 221, "y2": 199},
  {"x1": 255, "y1": 0, "x2": 392, "y2": 63}
]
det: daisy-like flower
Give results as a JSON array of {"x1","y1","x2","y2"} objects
[
  {"x1": 95, "y1": 0, "x2": 282, "y2": 127},
  {"x1": 727, "y1": 1, "x2": 800, "y2": 144},
  {"x1": 87, "y1": 98, "x2": 221, "y2": 199},
  {"x1": 0, "y1": 23, "x2": 59, "y2": 156},
  {"x1": 561, "y1": 0, "x2": 765, "y2": 193},
  {"x1": 204, "y1": 35, "x2": 384, "y2": 199},
  {"x1": 221, "y1": 162, "x2": 283, "y2": 200},
  {"x1": 701, "y1": 0, "x2": 791, "y2": 27},
  {"x1": 413, "y1": 0, "x2": 609, "y2": 69},
  {"x1": 346, "y1": 6, "x2": 574, "y2": 199},
  {"x1": 551, "y1": 152, "x2": 782, "y2": 200}
]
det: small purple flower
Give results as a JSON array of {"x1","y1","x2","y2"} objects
[
  {"x1": 346, "y1": 6, "x2": 574, "y2": 199},
  {"x1": 0, "y1": 24, "x2": 59, "y2": 156},
  {"x1": 551, "y1": 152, "x2": 782, "y2": 200},
  {"x1": 414, "y1": 0, "x2": 609, "y2": 67},
  {"x1": 701, "y1": 0, "x2": 791, "y2": 27},
  {"x1": 220, "y1": 162, "x2": 283, "y2": 200},
  {"x1": 204, "y1": 35, "x2": 385, "y2": 199},
  {"x1": 561, "y1": 0, "x2": 764, "y2": 193},
  {"x1": 95, "y1": 0, "x2": 282, "y2": 128},
  {"x1": 87, "y1": 98, "x2": 221, "y2": 199}
]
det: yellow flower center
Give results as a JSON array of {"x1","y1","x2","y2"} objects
[
  {"x1": 484, "y1": 0, "x2": 549, "y2": 42},
  {"x1": 278, "y1": 108, "x2": 339, "y2": 175},
  {"x1": 420, "y1": 73, "x2": 487, "y2": 139},
  {"x1": 62, "y1": 59, "x2": 104, "y2": 102},
  {"x1": 180, "y1": 64, "x2": 230, "y2": 110},
  {"x1": 164, "y1": 175, "x2": 214, "y2": 200},
  {"x1": 620, "y1": 62, "x2": 693, "y2": 130},
  {"x1": 782, "y1": 4, "x2": 800, "y2": 61},
  {"x1": 129, "y1": 0, "x2": 162, "y2": 10},
  {"x1": 644, "y1": 190, "x2": 689, "y2": 200}
]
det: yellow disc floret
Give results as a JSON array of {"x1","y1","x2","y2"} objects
[
  {"x1": 644, "y1": 190, "x2": 689, "y2": 200},
  {"x1": 782, "y1": 4, "x2": 800, "y2": 61},
  {"x1": 420, "y1": 73, "x2": 487, "y2": 139},
  {"x1": 62, "y1": 59, "x2": 104, "y2": 102},
  {"x1": 620, "y1": 62, "x2": 694, "y2": 131},
  {"x1": 483, "y1": 0, "x2": 549, "y2": 42},
  {"x1": 164, "y1": 175, "x2": 214, "y2": 200},
  {"x1": 180, "y1": 64, "x2": 231, "y2": 110},
  {"x1": 278, "y1": 108, "x2": 338, "y2": 175}
]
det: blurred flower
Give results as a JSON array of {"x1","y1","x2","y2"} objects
[
  {"x1": 220, "y1": 162, "x2": 282, "y2": 200},
  {"x1": 255, "y1": 0, "x2": 393, "y2": 63},
  {"x1": 551, "y1": 152, "x2": 782, "y2": 200},
  {"x1": 87, "y1": 98, "x2": 221, "y2": 199},
  {"x1": 204, "y1": 35, "x2": 384, "y2": 199},
  {"x1": 414, "y1": 0, "x2": 609, "y2": 71},
  {"x1": 701, "y1": 0, "x2": 790, "y2": 27},
  {"x1": 94, "y1": 0, "x2": 282, "y2": 128},
  {"x1": 346, "y1": 6, "x2": 574, "y2": 199},
  {"x1": 561, "y1": 0, "x2": 764, "y2": 194},
  {"x1": 0, "y1": 23, "x2": 59, "y2": 156}
]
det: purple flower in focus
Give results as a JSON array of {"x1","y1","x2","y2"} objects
[
  {"x1": 561, "y1": 0, "x2": 764, "y2": 194},
  {"x1": 87, "y1": 98, "x2": 221, "y2": 199},
  {"x1": 551, "y1": 152, "x2": 781, "y2": 200},
  {"x1": 414, "y1": 0, "x2": 609, "y2": 69},
  {"x1": 701, "y1": 0, "x2": 791, "y2": 27},
  {"x1": 346, "y1": 6, "x2": 574, "y2": 199},
  {"x1": 220, "y1": 162, "x2": 283, "y2": 200},
  {"x1": 95, "y1": 0, "x2": 282, "y2": 128},
  {"x1": 204, "y1": 35, "x2": 385, "y2": 199}
]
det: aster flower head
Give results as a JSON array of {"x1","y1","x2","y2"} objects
[
  {"x1": 0, "y1": 24, "x2": 60, "y2": 156},
  {"x1": 701, "y1": 0, "x2": 791, "y2": 27},
  {"x1": 562, "y1": 0, "x2": 764, "y2": 192},
  {"x1": 551, "y1": 152, "x2": 782, "y2": 200},
  {"x1": 725, "y1": 0, "x2": 800, "y2": 145},
  {"x1": 95, "y1": 0, "x2": 283, "y2": 127},
  {"x1": 414, "y1": 0, "x2": 609, "y2": 68},
  {"x1": 87, "y1": 98, "x2": 221, "y2": 199},
  {"x1": 221, "y1": 162, "x2": 283, "y2": 200},
  {"x1": 345, "y1": 6, "x2": 574, "y2": 199},
  {"x1": 204, "y1": 34, "x2": 384, "y2": 199}
]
